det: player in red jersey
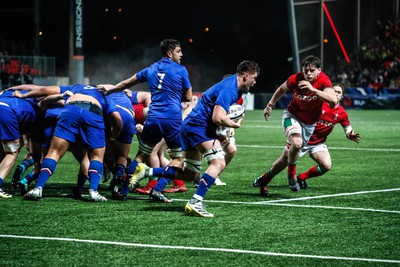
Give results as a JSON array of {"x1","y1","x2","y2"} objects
[
  {"x1": 253, "y1": 83, "x2": 360, "y2": 194},
  {"x1": 296, "y1": 83, "x2": 361, "y2": 188},
  {"x1": 254, "y1": 55, "x2": 337, "y2": 196}
]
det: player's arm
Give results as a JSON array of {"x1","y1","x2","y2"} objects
[
  {"x1": 182, "y1": 100, "x2": 197, "y2": 120},
  {"x1": 13, "y1": 85, "x2": 61, "y2": 99},
  {"x1": 212, "y1": 105, "x2": 242, "y2": 129},
  {"x1": 101, "y1": 74, "x2": 140, "y2": 95},
  {"x1": 8, "y1": 84, "x2": 44, "y2": 91},
  {"x1": 264, "y1": 81, "x2": 289, "y2": 122},
  {"x1": 299, "y1": 81, "x2": 337, "y2": 107},
  {"x1": 137, "y1": 91, "x2": 151, "y2": 107},
  {"x1": 182, "y1": 87, "x2": 192, "y2": 102},
  {"x1": 39, "y1": 90, "x2": 73, "y2": 110},
  {"x1": 108, "y1": 111, "x2": 123, "y2": 141}
]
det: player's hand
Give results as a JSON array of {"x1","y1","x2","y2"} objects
[
  {"x1": 97, "y1": 85, "x2": 108, "y2": 95},
  {"x1": 12, "y1": 90, "x2": 22, "y2": 98},
  {"x1": 136, "y1": 124, "x2": 144, "y2": 133},
  {"x1": 348, "y1": 130, "x2": 361, "y2": 144},
  {"x1": 123, "y1": 89, "x2": 132, "y2": 98},
  {"x1": 263, "y1": 106, "x2": 272, "y2": 122},
  {"x1": 216, "y1": 134, "x2": 229, "y2": 146},
  {"x1": 298, "y1": 80, "x2": 313, "y2": 91},
  {"x1": 63, "y1": 90, "x2": 73, "y2": 98},
  {"x1": 236, "y1": 114, "x2": 245, "y2": 126}
]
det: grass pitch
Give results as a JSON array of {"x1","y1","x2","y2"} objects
[{"x1": 1, "y1": 109, "x2": 399, "y2": 267}]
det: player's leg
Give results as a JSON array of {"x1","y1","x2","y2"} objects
[
  {"x1": 297, "y1": 147, "x2": 331, "y2": 189},
  {"x1": 0, "y1": 140, "x2": 21, "y2": 198},
  {"x1": 185, "y1": 140, "x2": 225, "y2": 218},
  {"x1": 86, "y1": 146, "x2": 107, "y2": 202},
  {"x1": 253, "y1": 148, "x2": 288, "y2": 197},
  {"x1": 23, "y1": 136, "x2": 70, "y2": 200}
]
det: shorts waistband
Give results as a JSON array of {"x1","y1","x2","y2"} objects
[{"x1": 68, "y1": 101, "x2": 103, "y2": 117}]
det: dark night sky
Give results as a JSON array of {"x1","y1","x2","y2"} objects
[{"x1": 0, "y1": 0, "x2": 396, "y2": 92}]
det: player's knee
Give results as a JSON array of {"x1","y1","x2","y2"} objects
[
  {"x1": 225, "y1": 144, "x2": 237, "y2": 156},
  {"x1": 291, "y1": 140, "x2": 303, "y2": 151},
  {"x1": 319, "y1": 162, "x2": 332, "y2": 173},
  {"x1": 210, "y1": 158, "x2": 226, "y2": 172}
]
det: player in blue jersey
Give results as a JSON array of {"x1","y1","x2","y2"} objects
[
  {"x1": 23, "y1": 84, "x2": 123, "y2": 202},
  {"x1": 100, "y1": 39, "x2": 192, "y2": 200},
  {"x1": 19, "y1": 89, "x2": 75, "y2": 194},
  {"x1": 11, "y1": 84, "x2": 72, "y2": 187},
  {"x1": 88, "y1": 85, "x2": 139, "y2": 200},
  {"x1": 12, "y1": 84, "x2": 91, "y2": 196},
  {"x1": 131, "y1": 60, "x2": 260, "y2": 217},
  {"x1": 0, "y1": 89, "x2": 39, "y2": 198}
]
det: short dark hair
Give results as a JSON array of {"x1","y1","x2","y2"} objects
[
  {"x1": 332, "y1": 83, "x2": 344, "y2": 93},
  {"x1": 237, "y1": 60, "x2": 260, "y2": 75},
  {"x1": 160, "y1": 39, "x2": 181, "y2": 57},
  {"x1": 301, "y1": 55, "x2": 322, "y2": 69}
]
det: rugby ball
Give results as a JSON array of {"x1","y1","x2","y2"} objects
[{"x1": 227, "y1": 104, "x2": 245, "y2": 122}]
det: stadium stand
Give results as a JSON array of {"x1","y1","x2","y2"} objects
[{"x1": 0, "y1": 36, "x2": 58, "y2": 89}]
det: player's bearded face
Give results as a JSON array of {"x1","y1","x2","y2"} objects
[
  {"x1": 302, "y1": 65, "x2": 321, "y2": 82},
  {"x1": 243, "y1": 73, "x2": 257, "y2": 91},
  {"x1": 171, "y1": 48, "x2": 183, "y2": 64}
]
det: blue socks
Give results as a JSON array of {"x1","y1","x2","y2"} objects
[
  {"x1": 152, "y1": 166, "x2": 176, "y2": 178},
  {"x1": 154, "y1": 177, "x2": 171, "y2": 191},
  {"x1": 36, "y1": 158, "x2": 57, "y2": 189},
  {"x1": 127, "y1": 160, "x2": 138, "y2": 175},
  {"x1": 192, "y1": 173, "x2": 216, "y2": 202},
  {"x1": 114, "y1": 164, "x2": 125, "y2": 179},
  {"x1": 22, "y1": 157, "x2": 35, "y2": 169},
  {"x1": 88, "y1": 160, "x2": 103, "y2": 191},
  {"x1": 76, "y1": 173, "x2": 89, "y2": 193}
]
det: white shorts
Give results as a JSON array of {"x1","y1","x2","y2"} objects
[
  {"x1": 299, "y1": 142, "x2": 328, "y2": 157},
  {"x1": 282, "y1": 109, "x2": 315, "y2": 147}
]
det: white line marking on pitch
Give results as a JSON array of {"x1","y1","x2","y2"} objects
[
  {"x1": 0, "y1": 235, "x2": 399, "y2": 264},
  {"x1": 260, "y1": 188, "x2": 400, "y2": 203},
  {"x1": 173, "y1": 188, "x2": 400, "y2": 214},
  {"x1": 236, "y1": 144, "x2": 400, "y2": 152}
]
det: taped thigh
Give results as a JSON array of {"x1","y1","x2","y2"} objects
[
  {"x1": 203, "y1": 148, "x2": 225, "y2": 163},
  {"x1": 138, "y1": 139, "x2": 155, "y2": 156},
  {"x1": 168, "y1": 146, "x2": 183, "y2": 158},
  {"x1": 2, "y1": 141, "x2": 20, "y2": 153},
  {"x1": 183, "y1": 158, "x2": 202, "y2": 173}
]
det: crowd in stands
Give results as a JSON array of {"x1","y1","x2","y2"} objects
[
  {"x1": 0, "y1": 52, "x2": 37, "y2": 90},
  {"x1": 328, "y1": 19, "x2": 400, "y2": 93}
]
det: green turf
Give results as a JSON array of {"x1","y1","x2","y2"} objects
[{"x1": 1, "y1": 109, "x2": 399, "y2": 267}]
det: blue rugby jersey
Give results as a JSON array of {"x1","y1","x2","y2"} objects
[{"x1": 136, "y1": 58, "x2": 191, "y2": 120}]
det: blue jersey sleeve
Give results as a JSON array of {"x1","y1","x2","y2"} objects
[
  {"x1": 129, "y1": 91, "x2": 139, "y2": 105},
  {"x1": 214, "y1": 75, "x2": 239, "y2": 112},
  {"x1": 136, "y1": 68, "x2": 149, "y2": 83}
]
